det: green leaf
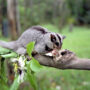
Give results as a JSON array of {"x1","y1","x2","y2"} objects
[
  {"x1": 27, "y1": 62, "x2": 38, "y2": 90},
  {"x1": 10, "y1": 76, "x2": 20, "y2": 90},
  {"x1": 27, "y1": 72, "x2": 38, "y2": 90},
  {"x1": 1, "y1": 52, "x2": 18, "y2": 58},
  {"x1": 0, "y1": 47, "x2": 10, "y2": 55},
  {"x1": 0, "y1": 58, "x2": 8, "y2": 86},
  {"x1": 26, "y1": 42, "x2": 35, "y2": 57},
  {"x1": 30, "y1": 58, "x2": 43, "y2": 72},
  {"x1": 26, "y1": 42, "x2": 41, "y2": 90}
]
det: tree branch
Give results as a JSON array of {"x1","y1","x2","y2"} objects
[{"x1": 34, "y1": 50, "x2": 90, "y2": 70}]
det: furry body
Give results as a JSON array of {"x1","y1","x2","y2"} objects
[{"x1": 0, "y1": 26, "x2": 64, "y2": 55}]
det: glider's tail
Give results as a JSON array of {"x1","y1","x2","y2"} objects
[{"x1": 0, "y1": 40, "x2": 16, "y2": 50}]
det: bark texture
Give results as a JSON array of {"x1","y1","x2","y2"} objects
[{"x1": 34, "y1": 50, "x2": 90, "y2": 70}]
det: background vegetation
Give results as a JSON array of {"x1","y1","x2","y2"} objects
[{"x1": 0, "y1": 0, "x2": 90, "y2": 90}]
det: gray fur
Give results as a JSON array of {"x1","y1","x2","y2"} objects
[{"x1": 0, "y1": 26, "x2": 64, "y2": 54}]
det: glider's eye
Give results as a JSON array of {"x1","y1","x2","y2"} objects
[
  {"x1": 50, "y1": 34, "x2": 56, "y2": 42},
  {"x1": 55, "y1": 42, "x2": 59, "y2": 46}
]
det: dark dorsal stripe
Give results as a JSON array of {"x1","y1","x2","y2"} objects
[
  {"x1": 31, "y1": 26, "x2": 48, "y2": 34},
  {"x1": 56, "y1": 34, "x2": 61, "y2": 44}
]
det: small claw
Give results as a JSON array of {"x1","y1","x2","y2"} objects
[
  {"x1": 32, "y1": 51, "x2": 38, "y2": 56},
  {"x1": 25, "y1": 55, "x2": 32, "y2": 61},
  {"x1": 27, "y1": 57, "x2": 32, "y2": 61}
]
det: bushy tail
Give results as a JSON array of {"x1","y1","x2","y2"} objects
[{"x1": 0, "y1": 40, "x2": 16, "y2": 50}]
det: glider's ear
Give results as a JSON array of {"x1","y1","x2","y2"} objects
[{"x1": 62, "y1": 35, "x2": 66, "y2": 40}]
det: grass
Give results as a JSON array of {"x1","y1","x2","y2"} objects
[{"x1": 0, "y1": 24, "x2": 90, "y2": 90}]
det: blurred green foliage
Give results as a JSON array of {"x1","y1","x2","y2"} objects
[
  {"x1": 18, "y1": 0, "x2": 90, "y2": 31},
  {"x1": 67, "y1": 0, "x2": 90, "y2": 25}
]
